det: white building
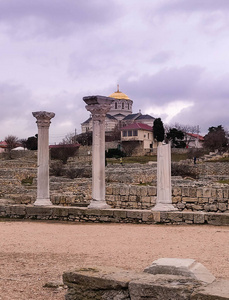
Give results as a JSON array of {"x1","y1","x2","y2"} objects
[{"x1": 81, "y1": 86, "x2": 155, "y2": 133}]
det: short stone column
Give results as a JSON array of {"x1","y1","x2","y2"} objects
[
  {"x1": 152, "y1": 143, "x2": 177, "y2": 211},
  {"x1": 83, "y1": 96, "x2": 114, "y2": 209},
  {"x1": 32, "y1": 111, "x2": 55, "y2": 206}
]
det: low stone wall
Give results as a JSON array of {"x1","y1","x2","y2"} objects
[
  {"x1": 105, "y1": 183, "x2": 229, "y2": 213},
  {"x1": 1, "y1": 204, "x2": 229, "y2": 226}
]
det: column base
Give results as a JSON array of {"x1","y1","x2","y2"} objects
[
  {"x1": 87, "y1": 200, "x2": 111, "y2": 209},
  {"x1": 152, "y1": 203, "x2": 177, "y2": 211},
  {"x1": 34, "y1": 198, "x2": 53, "y2": 206}
]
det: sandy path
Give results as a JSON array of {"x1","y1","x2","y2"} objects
[{"x1": 0, "y1": 221, "x2": 229, "y2": 300}]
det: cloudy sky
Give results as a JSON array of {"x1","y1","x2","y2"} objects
[{"x1": 0, "y1": 0, "x2": 229, "y2": 143}]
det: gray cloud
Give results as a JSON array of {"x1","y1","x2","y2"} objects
[
  {"x1": 0, "y1": 0, "x2": 121, "y2": 38},
  {"x1": 159, "y1": 0, "x2": 229, "y2": 13},
  {"x1": 118, "y1": 66, "x2": 204, "y2": 105}
]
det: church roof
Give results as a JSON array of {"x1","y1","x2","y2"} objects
[
  {"x1": 81, "y1": 114, "x2": 116, "y2": 125},
  {"x1": 106, "y1": 114, "x2": 117, "y2": 120},
  {"x1": 136, "y1": 114, "x2": 155, "y2": 120},
  {"x1": 121, "y1": 123, "x2": 152, "y2": 131},
  {"x1": 123, "y1": 113, "x2": 141, "y2": 120},
  {"x1": 109, "y1": 85, "x2": 130, "y2": 100}
]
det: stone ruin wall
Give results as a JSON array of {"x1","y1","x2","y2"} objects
[{"x1": 0, "y1": 150, "x2": 229, "y2": 213}]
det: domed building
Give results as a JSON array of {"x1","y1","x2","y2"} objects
[
  {"x1": 108, "y1": 85, "x2": 133, "y2": 120},
  {"x1": 81, "y1": 85, "x2": 155, "y2": 134}
]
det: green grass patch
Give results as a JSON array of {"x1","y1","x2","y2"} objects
[
  {"x1": 217, "y1": 179, "x2": 229, "y2": 184},
  {"x1": 107, "y1": 153, "x2": 189, "y2": 164}
]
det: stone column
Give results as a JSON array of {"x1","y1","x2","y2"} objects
[
  {"x1": 152, "y1": 143, "x2": 177, "y2": 211},
  {"x1": 83, "y1": 96, "x2": 114, "y2": 209},
  {"x1": 32, "y1": 111, "x2": 55, "y2": 206}
]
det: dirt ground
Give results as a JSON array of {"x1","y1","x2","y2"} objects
[{"x1": 0, "y1": 221, "x2": 229, "y2": 300}]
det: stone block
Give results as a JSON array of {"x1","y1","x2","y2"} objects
[
  {"x1": 206, "y1": 213, "x2": 229, "y2": 226},
  {"x1": 172, "y1": 196, "x2": 181, "y2": 203},
  {"x1": 9, "y1": 205, "x2": 26, "y2": 216},
  {"x1": 198, "y1": 197, "x2": 209, "y2": 204},
  {"x1": 211, "y1": 188, "x2": 217, "y2": 198},
  {"x1": 183, "y1": 212, "x2": 194, "y2": 221},
  {"x1": 26, "y1": 206, "x2": 52, "y2": 217},
  {"x1": 63, "y1": 267, "x2": 136, "y2": 300},
  {"x1": 150, "y1": 196, "x2": 156, "y2": 204},
  {"x1": 216, "y1": 189, "x2": 223, "y2": 199},
  {"x1": 193, "y1": 213, "x2": 205, "y2": 224},
  {"x1": 191, "y1": 280, "x2": 229, "y2": 300},
  {"x1": 223, "y1": 189, "x2": 229, "y2": 199},
  {"x1": 129, "y1": 195, "x2": 137, "y2": 202},
  {"x1": 144, "y1": 258, "x2": 215, "y2": 284},
  {"x1": 197, "y1": 188, "x2": 203, "y2": 198},
  {"x1": 120, "y1": 185, "x2": 130, "y2": 196},
  {"x1": 140, "y1": 187, "x2": 147, "y2": 197},
  {"x1": 172, "y1": 187, "x2": 181, "y2": 196},
  {"x1": 127, "y1": 210, "x2": 143, "y2": 219},
  {"x1": 105, "y1": 185, "x2": 113, "y2": 195},
  {"x1": 147, "y1": 186, "x2": 156, "y2": 196},
  {"x1": 209, "y1": 204, "x2": 218, "y2": 212},
  {"x1": 192, "y1": 204, "x2": 204, "y2": 211},
  {"x1": 218, "y1": 203, "x2": 227, "y2": 212},
  {"x1": 129, "y1": 185, "x2": 137, "y2": 195},
  {"x1": 142, "y1": 211, "x2": 152, "y2": 222},
  {"x1": 203, "y1": 188, "x2": 211, "y2": 198},
  {"x1": 141, "y1": 196, "x2": 151, "y2": 203},
  {"x1": 151, "y1": 211, "x2": 160, "y2": 223},
  {"x1": 182, "y1": 187, "x2": 190, "y2": 197},
  {"x1": 52, "y1": 206, "x2": 69, "y2": 217},
  {"x1": 167, "y1": 212, "x2": 183, "y2": 222},
  {"x1": 183, "y1": 197, "x2": 197, "y2": 203},
  {"x1": 190, "y1": 187, "x2": 197, "y2": 197},
  {"x1": 129, "y1": 274, "x2": 199, "y2": 300},
  {"x1": 120, "y1": 195, "x2": 129, "y2": 203},
  {"x1": 113, "y1": 209, "x2": 127, "y2": 219}
]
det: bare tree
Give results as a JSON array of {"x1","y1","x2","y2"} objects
[
  {"x1": 5, "y1": 135, "x2": 19, "y2": 159},
  {"x1": 61, "y1": 132, "x2": 76, "y2": 144}
]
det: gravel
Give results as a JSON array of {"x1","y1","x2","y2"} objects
[{"x1": 0, "y1": 221, "x2": 229, "y2": 300}]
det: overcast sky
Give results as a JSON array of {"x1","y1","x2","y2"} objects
[{"x1": 0, "y1": 0, "x2": 229, "y2": 143}]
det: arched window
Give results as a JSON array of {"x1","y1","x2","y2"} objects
[
  {"x1": 122, "y1": 103, "x2": 124, "y2": 109},
  {"x1": 115, "y1": 102, "x2": 117, "y2": 109}
]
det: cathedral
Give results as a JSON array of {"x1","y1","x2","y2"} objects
[{"x1": 81, "y1": 85, "x2": 155, "y2": 133}]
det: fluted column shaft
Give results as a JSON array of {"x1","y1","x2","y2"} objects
[
  {"x1": 32, "y1": 111, "x2": 55, "y2": 206},
  {"x1": 83, "y1": 96, "x2": 114, "y2": 209}
]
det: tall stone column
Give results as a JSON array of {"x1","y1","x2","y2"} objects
[
  {"x1": 32, "y1": 111, "x2": 55, "y2": 206},
  {"x1": 83, "y1": 96, "x2": 114, "y2": 209},
  {"x1": 152, "y1": 143, "x2": 177, "y2": 211}
]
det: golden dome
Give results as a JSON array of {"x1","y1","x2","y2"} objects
[{"x1": 109, "y1": 84, "x2": 130, "y2": 100}]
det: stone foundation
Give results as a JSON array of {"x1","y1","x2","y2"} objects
[{"x1": 1, "y1": 204, "x2": 229, "y2": 225}]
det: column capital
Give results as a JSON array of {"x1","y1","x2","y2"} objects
[
  {"x1": 32, "y1": 111, "x2": 55, "y2": 128},
  {"x1": 86, "y1": 104, "x2": 111, "y2": 121},
  {"x1": 83, "y1": 95, "x2": 114, "y2": 121}
]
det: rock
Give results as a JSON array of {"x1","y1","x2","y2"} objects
[
  {"x1": 129, "y1": 274, "x2": 200, "y2": 300},
  {"x1": 144, "y1": 258, "x2": 215, "y2": 284}
]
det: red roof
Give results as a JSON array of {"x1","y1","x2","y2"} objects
[
  {"x1": 121, "y1": 123, "x2": 152, "y2": 131},
  {"x1": 186, "y1": 133, "x2": 204, "y2": 141},
  {"x1": 0, "y1": 141, "x2": 8, "y2": 148}
]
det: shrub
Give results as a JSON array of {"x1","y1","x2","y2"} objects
[
  {"x1": 66, "y1": 168, "x2": 84, "y2": 179},
  {"x1": 50, "y1": 161, "x2": 64, "y2": 176},
  {"x1": 50, "y1": 145, "x2": 79, "y2": 164},
  {"x1": 105, "y1": 148, "x2": 126, "y2": 158},
  {"x1": 171, "y1": 163, "x2": 198, "y2": 179}
]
